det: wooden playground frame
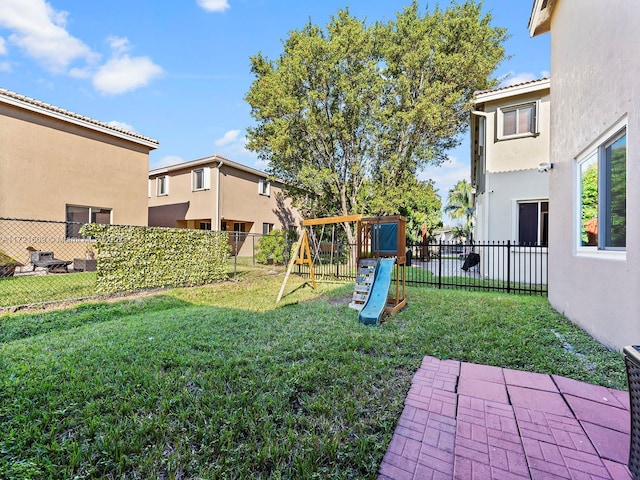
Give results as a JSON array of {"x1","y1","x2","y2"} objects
[{"x1": 277, "y1": 214, "x2": 407, "y2": 314}]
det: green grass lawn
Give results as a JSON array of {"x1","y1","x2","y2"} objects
[
  {"x1": 0, "y1": 259, "x2": 263, "y2": 309},
  {"x1": 0, "y1": 272, "x2": 98, "y2": 308},
  {"x1": 0, "y1": 272, "x2": 626, "y2": 479}
]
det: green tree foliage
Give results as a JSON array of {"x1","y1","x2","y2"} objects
[
  {"x1": 580, "y1": 162, "x2": 598, "y2": 246},
  {"x1": 256, "y1": 229, "x2": 288, "y2": 265},
  {"x1": 245, "y1": 1, "x2": 506, "y2": 243},
  {"x1": 444, "y1": 179, "x2": 474, "y2": 240},
  {"x1": 396, "y1": 180, "x2": 442, "y2": 243}
]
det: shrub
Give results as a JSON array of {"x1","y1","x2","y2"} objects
[
  {"x1": 80, "y1": 224, "x2": 230, "y2": 294},
  {"x1": 256, "y1": 229, "x2": 288, "y2": 265},
  {"x1": 0, "y1": 250, "x2": 22, "y2": 277}
]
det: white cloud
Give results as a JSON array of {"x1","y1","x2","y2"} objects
[
  {"x1": 197, "y1": 0, "x2": 230, "y2": 13},
  {"x1": 418, "y1": 156, "x2": 469, "y2": 196},
  {"x1": 0, "y1": 1, "x2": 162, "y2": 95},
  {"x1": 0, "y1": 0, "x2": 97, "y2": 72},
  {"x1": 151, "y1": 155, "x2": 184, "y2": 169},
  {"x1": 106, "y1": 36, "x2": 130, "y2": 55},
  {"x1": 107, "y1": 120, "x2": 135, "y2": 132},
  {"x1": 93, "y1": 55, "x2": 163, "y2": 95},
  {"x1": 213, "y1": 129, "x2": 259, "y2": 164},
  {"x1": 418, "y1": 156, "x2": 471, "y2": 226},
  {"x1": 214, "y1": 129, "x2": 241, "y2": 146},
  {"x1": 0, "y1": 61, "x2": 11, "y2": 72}
]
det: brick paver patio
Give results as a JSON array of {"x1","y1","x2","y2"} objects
[{"x1": 378, "y1": 356, "x2": 632, "y2": 480}]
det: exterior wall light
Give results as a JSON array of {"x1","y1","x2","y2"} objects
[{"x1": 537, "y1": 162, "x2": 553, "y2": 173}]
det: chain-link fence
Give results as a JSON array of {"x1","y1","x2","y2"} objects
[
  {"x1": 0, "y1": 218, "x2": 273, "y2": 310},
  {"x1": 0, "y1": 218, "x2": 100, "y2": 308}
]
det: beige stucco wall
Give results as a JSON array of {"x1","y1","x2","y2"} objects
[
  {"x1": 148, "y1": 161, "x2": 302, "y2": 257},
  {"x1": 218, "y1": 166, "x2": 299, "y2": 232},
  {"x1": 0, "y1": 102, "x2": 151, "y2": 226},
  {"x1": 482, "y1": 90, "x2": 551, "y2": 173},
  {"x1": 472, "y1": 86, "x2": 550, "y2": 244},
  {"x1": 546, "y1": 0, "x2": 640, "y2": 349}
]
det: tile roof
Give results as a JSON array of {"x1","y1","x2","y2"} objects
[
  {"x1": 0, "y1": 86, "x2": 159, "y2": 149},
  {"x1": 474, "y1": 77, "x2": 550, "y2": 97}
]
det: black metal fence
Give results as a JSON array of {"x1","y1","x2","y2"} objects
[{"x1": 294, "y1": 240, "x2": 548, "y2": 296}]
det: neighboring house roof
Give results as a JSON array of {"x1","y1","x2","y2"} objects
[
  {"x1": 0, "y1": 87, "x2": 159, "y2": 150},
  {"x1": 149, "y1": 154, "x2": 274, "y2": 181},
  {"x1": 474, "y1": 77, "x2": 550, "y2": 104},
  {"x1": 529, "y1": 0, "x2": 556, "y2": 36}
]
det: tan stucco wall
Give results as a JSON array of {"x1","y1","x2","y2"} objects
[
  {"x1": 218, "y1": 166, "x2": 299, "y2": 232},
  {"x1": 547, "y1": 0, "x2": 640, "y2": 349},
  {"x1": 148, "y1": 161, "x2": 301, "y2": 234},
  {"x1": 472, "y1": 87, "x2": 550, "y2": 244},
  {"x1": 0, "y1": 103, "x2": 151, "y2": 226}
]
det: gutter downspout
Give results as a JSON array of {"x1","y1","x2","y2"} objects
[
  {"x1": 471, "y1": 110, "x2": 491, "y2": 243},
  {"x1": 215, "y1": 159, "x2": 224, "y2": 231}
]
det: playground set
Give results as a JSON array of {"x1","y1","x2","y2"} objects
[{"x1": 277, "y1": 215, "x2": 407, "y2": 325}]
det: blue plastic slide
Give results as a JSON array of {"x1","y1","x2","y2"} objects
[{"x1": 358, "y1": 258, "x2": 395, "y2": 325}]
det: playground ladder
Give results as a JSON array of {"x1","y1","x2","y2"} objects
[{"x1": 348, "y1": 258, "x2": 378, "y2": 311}]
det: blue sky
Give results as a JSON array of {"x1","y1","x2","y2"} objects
[{"x1": 0, "y1": 0, "x2": 549, "y2": 221}]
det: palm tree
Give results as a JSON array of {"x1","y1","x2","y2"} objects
[{"x1": 444, "y1": 179, "x2": 474, "y2": 242}]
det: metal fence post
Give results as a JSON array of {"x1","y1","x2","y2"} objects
[
  {"x1": 438, "y1": 240, "x2": 442, "y2": 290},
  {"x1": 234, "y1": 231, "x2": 238, "y2": 280},
  {"x1": 507, "y1": 240, "x2": 511, "y2": 294}
]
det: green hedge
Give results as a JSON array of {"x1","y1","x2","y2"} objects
[{"x1": 80, "y1": 224, "x2": 230, "y2": 294}]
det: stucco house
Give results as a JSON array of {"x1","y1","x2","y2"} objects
[
  {"x1": 148, "y1": 155, "x2": 301, "y2": 256},
  {"x1": 0, "y1": 87, "x2": 158, "y2": 267},
  {"x1": 0, "y1": 87, "x2": 158, "y2": 228},
  {"x1": 530, "y1": 0, "x2": 637, "y2": 349},
  {"x1": 470, "y1": 77, "x2": 550, "y2": 283}
]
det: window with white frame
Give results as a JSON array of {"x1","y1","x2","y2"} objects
[
  {"x1": 497, "y1": 102, "x2": 537, "y2": 140},
  {"x1": 66, "y1": 205, "x2": 112, "y2": 238},
  {"x1": 577, "y1": 124, "x2": 626, "y2": 251},
  {"x1": 517, "y1": 200, "x2": 548, "y2": 246},
  {"x1": 258, "y1": 178, "x2": 270, "y2": 196},
  {"x1": 192, "y1": 167, "x2": 210, "y2": 191},
  {"x1": 157, "y1": 175, "x2": 169, "y2": 196}
]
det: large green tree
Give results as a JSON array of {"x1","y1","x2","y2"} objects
[
  {"x1": 396, "y1": 179, "x2": 442, "y2": 243},
  {"x1": 246, "y1": 1, "x2": 506, "y2": 244}
]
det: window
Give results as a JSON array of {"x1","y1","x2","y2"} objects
[
  {"x1": 263, "y1": 223, "x2": 274, "y2": 235},
  {"x1": 518, "y1": 201, "x2": 548, "y2": 246},
  {"x1": 199, "y1": 222, "x2": 211, "y2": 230},
  {"x1": 578, "y1": 125, "x2": 626, "y2": 251},
  {"x1": 258, "y1": 178, "x2": 270, "y2": 196},
  {"x1": 233, "y1": 222, "x2": 245, "y2": 232},
  {"x1": 192, "y1": 167, "x2": 210, "y2": 191},
  {"x1": 498, "y1": 102, "x2": 537, "y2": 139},
  {"x1": 66, "y1": 205, "x2": 112, "y2": 238},
  {"x1": 157, "y1": 175, "x2": 169, "y2": 196}
]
